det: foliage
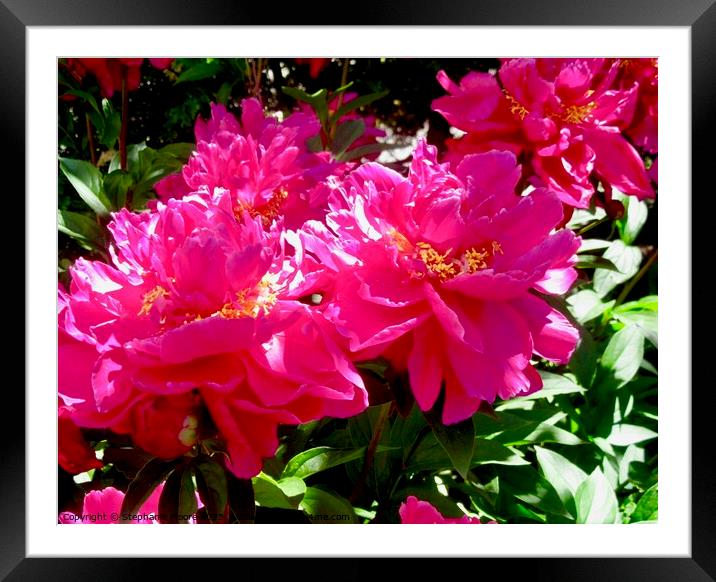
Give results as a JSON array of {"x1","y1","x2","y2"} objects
[{"x1": 58, "y1": 58, "x2": 657, "y2": 525}]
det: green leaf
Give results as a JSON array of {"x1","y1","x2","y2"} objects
[
  {"x1": 569, "y1": 327, "x2": 599, "y2": 388},
  {"x1": 578, "y1": 239, "x2": 611, "y2": 253},
  {"x1": 535, "y1": 446, "x2": 588, "y2": 518},
  {"x1": 159, "y1": 142, "x2": 195, "y2": 161},
  {"x1": 103, "y1": 170, "x2": 134, "y2": 209},
  {"x1": 427, "y1": 415, "x2": 475, "y2": 479},
  {"x1": 176, "y1": 59, "x2": 222, "y2": 83},
  {"x1": 615, "y1": 193, "x2": 648, "y2": 245},
  {"x1": 158, "y1": 465, "x2": 198, "y2": 524},
  {"x1": 281, "y1": 446, "x2": 394, "y2": 479},
  {"x1": 575, "y1": 468, "x2": 619, "y2": 523},
  {"x1": 600, "y1": 324, "x2": 645, "y2": 388},
  {"x1": 61, "y1": 88, "x2": 100, "y2": 113},
  {"x1": 567, "y1": 290, "x2": 615, "y2": 324},
  {"x1": 405, "y1": 434, "x2": 528, "y2": 473},
  {"x1": 215, "y1": 81, "x2": 234, "y2": 104},
  {"x1": 339, "y1": 142, "x2": 402, "y2": 162},
  {"x1": 471, "y1": 438, "x2": 529, "y2": 466},
  {"x1": 119, "y1": 457, "x2": 178, "y2": 522},
  {"x1": 630, "y1": 484, "x2": 658, "y2": 522},
  {"x1": 333, "y1": 90, "x2": 389, "y2": 121},
  {"x1": 536, "y1": 371, "x2": 587, "y2": 398},
  {"x1": 613, "y1": 310, "x2": 658, "y2": 348},
  {"x1": 332, "y1": 119, "x2": 366, "y2": 160},
  {"x1": 59, "y1": 157, "x2": 111, "y2": 216},
  {"x1": 498, "y1": 465, "x2": 569, "y2": 517},
  {"x1": 593, "y1": 241, "x2": 642, "y2": 297},
  {"x1": 282, "y1": 86, "x2": 329, "y2": 126},
  {"x1": 252, "y1": 472, "x2": 306, "y2": 510},
  {"x1": 575, "y1": 255, "x2": 620, "y2": 272},
  {"x1": 98, "y1": 98, "x2": 121, "y2": 148},
  {"x1": 618, "y1": 444, "x2": 646, "y2": 485},
  {"x1": 607, "y1": 424, "x2": 657, "y2": 446},
  {"x1": 299, "y1": 487, "x2": 356, "y2": 524},
  {"x1": 57, "y1": 209, "x2": 104, "y2": 249},
  {"x1": 194, "y1": 458, "x2": 228, "y2": 523}
]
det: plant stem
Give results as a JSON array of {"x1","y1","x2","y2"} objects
[
  {"x1": 386, "y1": 425, "x2": 431, "y2": 502},
  {"x1": 85, "y1": 112, "x2": 97, "y2": 166},
  {"x1": 329, "y1": 58, "x2": 351, "y2": 142},
  {"x1": 253, "y1": 58, "x2": 264, "y2": 99},
  {"x1": 615, "y1": 247, "x2": 658, "y2": 307},
  {"x1": 576, "y1": 215, "x2": 609, "y2": 236},
  {"x1": 349, "y1": 402, "x2": 393, "y2": 504},
  {"x1": 120, "y1": 65, "x2": 129, "y2": 172}
]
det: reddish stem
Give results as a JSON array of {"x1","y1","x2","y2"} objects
[{"x1": 120, "y1": 65, "x2": 128, "y2": 172}]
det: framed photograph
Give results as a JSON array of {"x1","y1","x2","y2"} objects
[{"x1": 10, "y1": 0, "x2": 712, "y2": 579}]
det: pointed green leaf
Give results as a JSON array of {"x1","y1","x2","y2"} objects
[
  {"x1": 332, "y1": 119, "x2": 366, "y2": 159},
  {"x1": 600, "y1": 324, "x2": 645, "y2": 388},
  {"x1": 299, "y1": 487, "x2": 356, "y2": 524},
  {"x1": 427, "y1": 416, "x2": 475, "y2": 479},
  {"x1": 630, "y1": 484, "x2": 658, "y2": 522},
  {"x1": 57, "y1": 209, "x2": 104, "y2": 249},
  {"x1": 194, "y1": 458, "x2": 228, "y2": 522},
  {"x1": 281, "y1": 445, "x2": 394, "y2": 480},
  {"x1": 59, "y1": 157, "x2": 111, "y2": 215},
  {"x1": 333, "y1": 90, "x2": 389, "y2": 121},
  {"x1": 253, "y1": 472, "x2": 306, "y2": 510},
  {"x1": 593, "y1": 241, "x2": 642, "y2": 297},
  {"x1": 575, "y1": 468, "x2": 619, "y2": 523},
  {"x1": 119, "y1": 457, "x2": 178, "y2": 522},
  {"x1": 535, "y1": 446, "x2": 588, "y2": 517}
]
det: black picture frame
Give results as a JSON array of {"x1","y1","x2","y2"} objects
[{"x1": 9, "y1": 1, "x2": 712, "y2": 579}]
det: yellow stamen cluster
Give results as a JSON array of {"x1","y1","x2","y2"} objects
[
  {"x1": 412, "y1": 241, "x2": 502, "y2": 282},
  {"x1": 558, "y1": 102, "x2": 597, "y2": 124},
  {"x1": 503, "y1": 88, "x2": 596, "y2": 125},
  {"x1": 138, "y1": 285, "x2": 169, "y2": 316},
  {"x1": 503, "y1": 91, "x2": 529, "y2": 120},
  {"x1": 416, "y1": 242, "x2": 459, "y2": 281},
  {"x1": 217, "y1": 278, "x2": 278, "y2": 319},
  {"x1": 235, "y1": 188, "x2": 289, "y2": 227}
]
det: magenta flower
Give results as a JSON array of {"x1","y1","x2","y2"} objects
[
  {"x1": 64, "y1": 58, "x2": 173, "y2": 98},
  {"x1": 617, "y1": 58, "x2": 658, "y2": 155},
  {"x1": 432, "y1": 59, "x2": 655, "y2": 208},
  {"x1": 399, "y1": 496, "x2": 489, "y2": 524},
  {"x1": 154, "y1": 99, "x2": 348, "y2": 230},
  {"x1": 59, "y1": 485, "x2": 163, "y2": 524},
  {"x1": 59, "y1": 191, "x2": 367, "y2": 478},
  {"x1": 311, "y1": 140, "x2": 579, "y2": 424}
]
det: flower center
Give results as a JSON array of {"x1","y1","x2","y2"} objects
[
  {"x1": 502, "y1": 89, "x2": 596, "y2": 125},
  {"x1": 235, "y1": 187, "x2": 289, "y2": 226},
  {"x1": 138, "y1": 285, "x2": 169, "y2": 316},
  {"x1": 138, "y1": 277, "x2": 278, "y2": 322},
  {"x1": 394, "y1": 237, "x2": 503, "y2": 282},
  {"x1": 216, "y1": 278, "x2": 278, "y2": 319},
  {"x1": 557, "y1": 102, "x2": 597, "y2": 124}
]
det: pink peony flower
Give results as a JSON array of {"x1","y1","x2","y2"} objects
[
  {"x1": 59, "y1": 191, "x2": 367, "y2": 478},
  {"x1": 399, "y1": 496, "x2": 489, "y2": 524},
  {"x1": 432, "y1": 59, "x2": 655, "y2": 208},
  {"x1": 64, "y1": 58, "x2": 174, "y2": 98},
  {"x1": 154, "y1": 99, "x2": 349, "y2": 230},
  {"x1": 310, "y1": 140, "x2": 579, "y2": 424},
  {"x1": 617, "y1": 58, "x2": 658, "y2": 155},
  {"x1": 59, "y1": 485, "x2": 163, "y2": 524}
]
